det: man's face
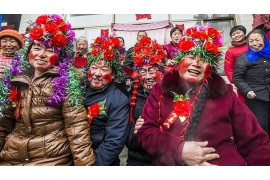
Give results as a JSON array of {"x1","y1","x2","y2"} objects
[
  {"x1": 137, "y1": 32, "x2": 147, "y2": 42},
  {"x1": 28, "y1": 42, "x2": 59, "y2": 73},
  {"x1": 88, "y1": 60, "x2": 115, "y2": 90},
  {"x1": 0, "y1": 36, "x2": 20, "y2": 53},
  {"x1": 138, "y1": 65, "x2": 162, "y2": 91},
  {"x1": 231, "y1": 30, "x2": 245, "y2": 42},
  {"x1": 76, "y1": 39, "x2": 87, "y2": 53},
  {"x1": 178, "y1": 54, "x2": 211, "y2": 83}
]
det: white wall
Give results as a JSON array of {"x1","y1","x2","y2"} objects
[
  {"x1": 235, "y1": 14, "x2": 253, "y2": 33},
  {"x1": 19, "y1": 14, "x2": 42, "y2": 33}
]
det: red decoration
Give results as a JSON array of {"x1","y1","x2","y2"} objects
[
  {"x1": 129, "y1": 79, "x2": 140, "y2": 124},
  {"x1": 52, "y1": 34, "x2": 67, "y2": 47},
  {"x1": 87, "y1": 99, "x2": 107, "y2": 126},
  {"x1": 176, "y1": 24, "x2": 185, "y2": 30},
  {"x1": 74, "y1": 57, "x2": 88, "y2": 67},
  {"x1": 135, "y1": 14, "x2": 152, "y2": 21},
  {"x1": 178, "y1": 39, "x2": 195, "y2": 52},
  {"x1": 101, "y1": 29, "x2": 109, "y2": 37}
]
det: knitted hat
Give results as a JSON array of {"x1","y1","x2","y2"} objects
[
  {"x1": 0, "y1": 29, "x2": 25, "y2": 48},
  {"x1": 175, "y1": 24, "x2": 223, "y2": 67}
]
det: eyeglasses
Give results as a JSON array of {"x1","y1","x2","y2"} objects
[{"x1": 138, "y1": 67, "x2": 159, "y2": 76}]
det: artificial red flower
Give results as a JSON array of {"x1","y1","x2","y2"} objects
[
  {"x1": 141, "y1": 46, "x2": 151, "y2": 55},
  {"x1": 10, "y1": 87, "x2": 18, "y2": 102},
  {"x1": 36, "y1": 15, "x2": 48, "y2": 26},
  {"x1": 178, "y1": 39, "x2": 195, "y2": 52},
  {"x1": 52, "y1": 34, "x2": 67, "y2": 47},
  {"x1": 158, "y1": 51, "x2": 166, "y2": 60},
  {"x1": 150, "y1": 54, "x2": 161, "y2": 64},
  {"x1": 101, "y1": 40, "x2": 111, "y2": 50},
  {"x1": 193, "y1": 31, "x2": 208, "y2": 40},
  {"x1": 186, "y1": 27, "x2": 197, "y2": 36},
  {"x1": 111, "y1": 37, "x2": 120, "y2": 49},
  {"x1": 91, "y1": 47, "x2": 100, "y2": 57},
  {"x1": 173, "y1": 99, "x2": 190, "y2": 117},
  {"x1": 88, "y1": 103, "x2": 100, "y2": 118},
  {"x1": 207, "y1": 28, "x2": 220, "y2": 39},
  {"x1": 204, "y1": 42, "x2": 219, "y2": 55},
  {"x1": 29, "y1": 28, "x2": 44, "y2": 41},
  {"x1": 55, "y1": 19, "x2": 67, "y2": 32},
  {"x1": 139, "y1": 36, "x2": 151, "y2": 46},
  {"x1": 134, "y1": 56, "x2": 144, "y2": 66},
  {"x1": 134, "y1": 44, "x2": 142, "y2": 53},
  {"x1": 45, "y1": 23, "x2": 59, "y2": 34},
  {"x1": 152, "y1": 43, "x2": 163, "y2": 51},
  {"x1": 104, "y1": 49, "x2": 115, "y2": 61},
  {"x1": 94, "y1": 37, "x2": 102, "y2": 44},
  {"x1": 120, "y1": 55, "x2": 125, "y2": 61}
]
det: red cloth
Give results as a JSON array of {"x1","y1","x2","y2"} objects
[
  {"x1": 252, "y1": 14, "x2": 270, "y2": 30},
  {"x1": 138, "y1": 71, "x2": 270, "y2": 166},
  {"x1": 162, "y1": 42, "x2": 178, "y2": 59},
  {"x1": 135, "y1": 14, "x2": 152, "y2": 21},
  {"x1": 176, "y1": 24, "x2": 185, "y2": 30},
  {"x1": 224, "y1": 44, "x2": 248, "y2": 83}
]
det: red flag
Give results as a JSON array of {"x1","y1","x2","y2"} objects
[
  {"x1": 135, "y1": 14, "x2": 152, "y2": 21},
  {"x1": 101, "y1": 29, "x2": 109, "y2": 37},
  {"x1": 176, "y1": 24, "x2": 185, "y2": 31},
  {"x1": 74, "y1": 57, "x2": 88, "y2": 67}
]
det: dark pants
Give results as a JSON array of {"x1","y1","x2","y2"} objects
[{"x1": 245, "y1": 98, "x2": 269, "y2": 135}]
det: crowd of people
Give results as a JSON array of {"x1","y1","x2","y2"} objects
[{"x1": 0, "y1": 14, "x2": 270, "y2": 166}]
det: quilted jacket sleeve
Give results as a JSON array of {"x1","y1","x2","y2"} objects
[{"x1": 62, "y1": 95, "x2": 95, "y2": 166}]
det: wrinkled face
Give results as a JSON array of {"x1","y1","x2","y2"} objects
[
  {"x1": 0, "y1": 36, "x2": 20, "y2": 53},
  {"x1": 137, "y1": 32, "x2": 147, "y2": 42},
  {"x1": 118, "y1": 38, "x2": 125, "y2": 47},
  {"x1": 29, "y1": 42, "x2": 59, "y2": 72},
  {"x1": 248, "y1": 33, "x2": 265, "y2": 52},
  {"x1": 178, "y1": 54, "x2": 211, "y2": 83},
  {"x1": 231, "y1": 30, "x2": 245, "y2": 42},
  {"x1": 171, "y1": 30, "x2": 182, "y2": 44},
  {"x1": 138, "y1": 65, "x2": 162, "y2": 91},
  {"x1": 76, "y1": 39, "x2": 87, "y2": 53},
  {"x1": 88, "y1": 60, "x2": 115, "y2": 90}
]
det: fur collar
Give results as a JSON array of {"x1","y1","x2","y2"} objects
[{"x1": 161, "y1": 70, "x2": 228, "y2": 99}]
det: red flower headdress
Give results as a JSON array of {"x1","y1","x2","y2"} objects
[{"x1": 175, "y1": 25, "x2": 224, "y2": 67}]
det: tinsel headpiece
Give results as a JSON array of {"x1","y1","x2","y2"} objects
[
  {"x1": 0, "y1": 14, "x2": 81, "y2": 117},
  {"x1": 88, "y1": 36, "x2": 125, "y2": 80},
  {"x1": 175, "y1": 25, "x2": 223, "y2": 67}
]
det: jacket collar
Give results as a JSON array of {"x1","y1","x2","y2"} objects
[
  {"x1": 161, "y1": 70, "x2": 228, "y2": 99},
  {"x1": 85, "y1": 81, "x2": 115, "y2": 97}
]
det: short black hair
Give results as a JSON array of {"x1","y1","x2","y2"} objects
[
  {"x1": 246, "y1": 29, "x2": 266, "y2": 46},
  {"x1": 170, "y1": 27, "x2": 183, "y2": 37},
  {"x1": 117, "y1": 37, "x2": 125, "y2": 44},
  {"x1": 230, "y1": 25, "x2": 246, "y2": 37}
]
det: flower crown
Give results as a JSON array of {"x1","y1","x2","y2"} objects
[
  {"x1": 175, "y1": 25, "x2": 223, "y2": 67},
  {"x1": 88, "y1": 36, "x2": 124, "y2": 80},
  {"x1": 133, "y1": 36, "x2": 167, "y2": 69},
  {"x1": 0, "y1": 15, "x2": 81, "y2": 117}
]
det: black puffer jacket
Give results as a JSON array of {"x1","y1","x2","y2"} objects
[
  {"x1": 233, "y1": 53, "x2": 270, "y2": 101},
  {"x1": 126, "y1": 84, "x2": 152, "y2": 166}
]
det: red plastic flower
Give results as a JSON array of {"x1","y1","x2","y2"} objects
[
  {"x1": 134, "y1": 56, "x2": 144, "y2": 66},
  {"x1": 204, "y1": 42, "x2": 219, "y2": 55},
  {"x1": 45, "y1": 23, "x2": 59, "y2": 34},
  {"x1": 101, "y1": 40, "x2": 111, "y2": 50},
  {"x1": 158, "y1": 51, "x2": 166, "y2": 60},
  {"x1": 91, "y1": 47, "x2": 100, "y2": 57},
  {"x1": 134, "y1": 44, "x2": 142, "y2": 53},
  {"x1": 150, "y1": 54, "x2": 161, "y2": 64},
  {"x1": 207, "y1": 28, "x2": 220, "y2": 39},
  {"x1": 29, "y1": 28, "x2": 44, "y2": 41},
  {"x1": 186, "y1": 27, "x2": 197, "y2": 36},
  {"x1": 141, "y1": 46, "x2": 151, "y2": 55},
  {"x1": 94, "y1": 37, "x2": 102, "y2": 44},
  {"x1": 88, "y1": 103, "x2": 100, "y2": 118},
  {"x1": 173, "y1": 99, "x2": 190, "y2": 117},
  {"x1": 104, "y1": 49, "x2": 115, "y2": 61},
  {"x1": 55, "y1": 19, "x2": 67, "y2": 32},
  {"x1": 111, "y1": 37, "x2": 120, "y2": 49},
  {"x1": 178, "y1": 39, "x2": 195, "y2": 52},
  {"x1": 120, "y1": 55, "x2": 125, "y2": 62},
  {"x1": 52, "y1": 34, "x2": 67, "y2": 47},
  {"x1": 152, "y1": 43, "x2": 163, "y2": 52},
  {"x1": 10, "y1": 87, "x2": 18, "y2": 102},
  {"x1": 193, "y1": 31, "x2": 208, "y2": 40},
  {"x1": 36, "y1": 15, "x2": 48, "y2": 26},
  {"x1": 139, "y1": 36, "x2": 151, "y2": 46}
]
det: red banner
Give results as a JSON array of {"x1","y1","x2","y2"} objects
[
  {"x1": 1, "y1": 25, "x2": 14, "y2": 31},
  {"x1": 101, "y1": 29, "x2": 109, "y2": 37},
  {"x1": 135, "y1": 14, "x2": 152, "y2": 21},
  {"x1": 176, "y1": 24, "x2": 185, "y2": 30}
]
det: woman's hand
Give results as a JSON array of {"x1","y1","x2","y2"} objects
[
  {"x1": 165, "y1": 59, "x2": 175, "y2": 67},
  {"x1": 247, "y1": 91, "x2": 256, "y2": 99},
  {"x1": 134, "y1": 116, "x2": 144, "y2": 134},
  {"x1": 181, "y1": 141, "x2": 219, "y2": 166}
]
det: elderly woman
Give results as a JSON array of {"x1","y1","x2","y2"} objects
[
  {"x1": 233, "y1": 29, "x2": 270, "y2": 136},
  {"x1": 224, "y1": 25, "x2": 248, "y2": 102},
  {"x1": 137, "y1": 25, "x2": 270, "y2": 166},
  {"x1": 0, "y1": 29, "x2": 24, "y2": 76},
  {"x1": 0, "y1": 14, "x2": 95, "y2": 166}
]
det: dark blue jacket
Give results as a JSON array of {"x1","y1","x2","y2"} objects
[{"x1": 84, "y1": 82, "x2": 129, "y2": 166}]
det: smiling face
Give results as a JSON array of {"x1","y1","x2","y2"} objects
[
  {"x1": 138, "y1": 64, "x2": 162, "y2": 91},
  {"x1": 88, "y1": 60, "x2": 115, "y2": 90},
  {"x1": 248, "y1": 33, "x2": 265, "y2": 52},
  {"x1": 231, "y1": 30, "x2": 245, "y2": 42},
  {"x1": 76, "y1": 39, "x2": 88, "y2": 53},
  {"x1": 0, "y1": 36, "x2": 20, "y2": 53},
  {"x1": 178, "y1": 54, "x2": 211, "y2": 83},
  {"x1": 29, "y1": 42, "x2": 59, "y2": 75}
]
